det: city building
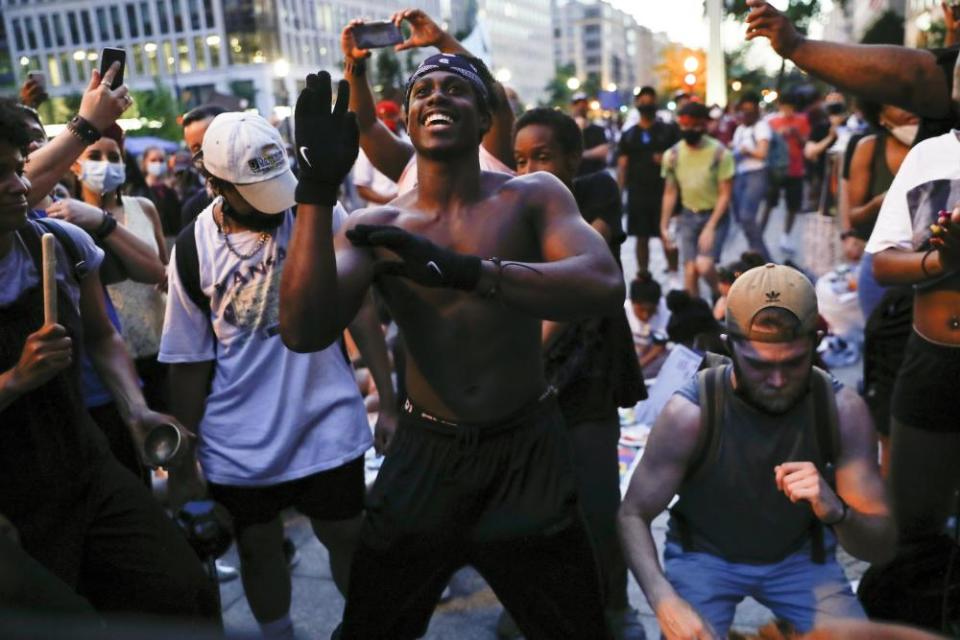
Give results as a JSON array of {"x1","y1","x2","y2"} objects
[
  {"x1": 1, "y1": 0, "x2": 439, "y2": 118},
  {"x1": 552, "y1": 0, "x2": 661, "y2": 103}
]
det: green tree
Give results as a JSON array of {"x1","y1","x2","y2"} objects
[
  {"x1": 542, "y1": 63, "x2": 577, "y2": 107},
  {"x1": 374, "y1": 49, "x2": 404, "y2": 99},
  {"x1": 725, "y1": 0, "x2": 823, "y2": 90},
  {"x1": 127, "y1": 79, "x2": 182, "y2": 141}
]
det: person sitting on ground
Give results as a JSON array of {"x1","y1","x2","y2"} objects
[
  {"x1": 714, "y1": 251, "x2": 766, "y2": 321},
  {"x1": 620, "y1": 263, "x2": 895, "y2": 640},
  {"x1": 627, "y1": 272, "x2": 671, "y2": 378}
]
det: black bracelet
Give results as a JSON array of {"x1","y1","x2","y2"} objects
[
  {"x1": 921, "y1": 248, "x2": 937, "y2": 279},
  {"x1": 66, "y1": 115, "x2": 102, "y2": 145},
  {"x1": 822, "y1": 496, "x2": 849, "y2": 527},
  {"x1": 95, "y1": 211, "x2": 117, "y2": 240},
  {"x1": 839, "y1": 229, "x2": 857, "y2": 241},
  {"x1": 345, "y1": 58, "x2": 366, "y2": 77}
]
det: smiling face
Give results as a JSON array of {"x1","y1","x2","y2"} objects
[
  {"x1": 513, "y1": 123, "x2": 579, "y2": 185},
  {"x1": 0, "y1": 141, "x2": 30, "y2": 234},
  {"x1": 406, "y1": 71, "x2": 490, "y2": 159}
]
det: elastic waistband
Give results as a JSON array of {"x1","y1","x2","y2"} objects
[
  {"x1": 909, "y1": 328, "x2": 960, "y2": 351},
  {"x1": 400, "y1": 387, "x2": 557, "y2": 439}
]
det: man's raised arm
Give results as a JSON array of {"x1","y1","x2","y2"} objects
[
  {"x1": 279, "y1": 72, "x2": 373, "y2": 352},
  {"x1": 745, "y1": 0, "x2": 952, "y2": 120},
  {"x1": 341, "y1": 21, "x2": 415, "y2": 183}
]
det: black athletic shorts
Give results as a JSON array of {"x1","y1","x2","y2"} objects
[
  {"x1": 766, "y1": 175, "x2": 804, "y2": 212},
  {"x1": 891, "y1": 331, "x2": 960, "y2": 433},
  {"x1": 340, "y1": 391, "x2": 610, "y2": 639},
  {"x1": 208, "y1": 456, "x2": 365, "y2": 533}
]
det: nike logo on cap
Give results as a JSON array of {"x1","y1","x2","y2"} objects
[{"x1": 426, "y1": 261, "x2": 443, "y2": 277}]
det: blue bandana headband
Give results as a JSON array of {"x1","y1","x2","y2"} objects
[{"x1": 403, "y1": 53, "x2": 490, "y2": 113}]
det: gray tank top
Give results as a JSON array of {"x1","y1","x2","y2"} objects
[{"x1": 668, "y1": 365, "x2": 840, "y2": 564}]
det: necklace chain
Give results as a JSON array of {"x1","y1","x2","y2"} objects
[{"x1": 216, "y1": 205, "x2": 269, "y2": 261}]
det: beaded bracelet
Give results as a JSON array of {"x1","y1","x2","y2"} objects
[{"x1": 66, "y1": 115, "x2": 102, "y2": 145}]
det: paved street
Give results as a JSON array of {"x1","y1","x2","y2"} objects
[{"x1": 219, "y1": 199, "x2": 867, "y2": 639}]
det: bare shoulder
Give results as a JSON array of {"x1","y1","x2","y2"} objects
[
  {"x1": 834, "y1": 385, "x2": 876, "y2": 458},
  {"x1": 135, "y1": 196, "x2": 160, "y2": 216},
  {"x1": 646, "y1": 394, "x2": 704, "y2": 461},
  {"x1": 506, "y1": 170, "x2": 569, "y2": 197}
]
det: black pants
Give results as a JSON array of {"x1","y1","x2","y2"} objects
[
  {"x1": 16, "y1": 455, "x2": 220, "y2": 625},
  {"x1": 340, "y1": 396, "x2": 610, "y2": 639},
  {"x1": 567, "y1": 414, "x2": 629, "y2": 612}
]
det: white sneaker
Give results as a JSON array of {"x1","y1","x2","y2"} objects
[{"x1": 215, "y1": 561, "x2": 239, "y2": 582}]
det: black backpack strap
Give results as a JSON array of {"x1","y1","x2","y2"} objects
[
  {"x1": 174, "y1": 219, "x2": 208, "y2": 313},
  {"x1": 809, "y1": 366, "x2": 841, "y2": 565},
  {"x1": 32, "y1": 218, "x2": 85, "y2": 281},
  {"x1": 675, "y1": 365, "x2": 727, "y2": 552},
  {"x1": 685, "y1": 365, "x2": 726, "y2": 483}
]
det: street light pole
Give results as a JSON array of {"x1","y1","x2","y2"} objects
[{"x1": 706, "y1": 0, "x2": 726, "y2": 107}]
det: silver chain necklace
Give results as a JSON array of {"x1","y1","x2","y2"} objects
[{"x1": 215, "y1": 205, "x2": 269, "y2": 261}]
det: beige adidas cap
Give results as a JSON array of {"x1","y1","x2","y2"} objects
[{"x1": 725, "y1": 263, "x2": 819, "y2": 342}]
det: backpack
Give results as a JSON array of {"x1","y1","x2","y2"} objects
[
  {"x1": 665, "y1": 141, "x2": 727, "y2": 178},
  {"x1": 173, "y1": 219, "x2": 207, "y2": 313},
  {"x1": 173, "y1": 216, "x2": 351, "y2": 362},
  {"x1": 765, "y1": 130, "x2": 790, "y2": 182},
  {"x1": 681, "y1": 363, "x2": 841, "y2": 563}
]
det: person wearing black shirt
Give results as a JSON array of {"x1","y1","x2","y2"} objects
[
  {"x1": 618, "y1": 87, "x2": 680, "y2": 275},
  {"x1": 514, "y1": 107, "x2": 645, "y2": 637},
  {"x1": 572, "y1": 93, "x2": 610, "y2": 176}
]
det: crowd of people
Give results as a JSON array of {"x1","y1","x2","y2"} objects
[{"x1": 2, "y1": 2, "x2": 960, "y2": 639}]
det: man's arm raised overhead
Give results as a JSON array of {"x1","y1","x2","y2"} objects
[{"x1": 280, "y1": 71, "x2": 374, "y2": 353}]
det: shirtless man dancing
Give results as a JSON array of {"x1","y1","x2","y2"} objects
[{"x1": 280, "y1": 57, "x2": 623, "y2": 639}]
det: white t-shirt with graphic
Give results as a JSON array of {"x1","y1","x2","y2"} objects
[
  {"x1": 159, "y1": 200, "x2": 371, "y2": 487},
  {"x1": 867, "y1": 130, "x2": 960, "y2": 254},
  {"x1": 731, "y1": 121, "x2": 772, "y2": 174}
]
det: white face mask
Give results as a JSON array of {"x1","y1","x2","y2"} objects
[
  {"x1": 888, "y1": 123, "x2": 918, "y2": 147},
  {"x1": 146, "y1": 160, "x2": 167, "y2": 177},
  {"x1": 80, "y1": 160, "x2": 126, "y2": 194}
]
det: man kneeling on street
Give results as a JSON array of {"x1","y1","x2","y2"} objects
[{"x1": 619, "y1": 263, "x2": 895, "y2": 640}]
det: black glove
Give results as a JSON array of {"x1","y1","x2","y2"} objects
[
  {"x1": 346, "y1": 224, "x2": 481, "y2": 291},
  {"x1": 293, "y1": 71, "x2": 359, "y2": 206}
]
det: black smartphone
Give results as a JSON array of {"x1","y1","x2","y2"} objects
[
  {"x1": 99, "y1": 47, "x2": 126, "y2": 90},
  {"x1": 353, "y1": 21, "x2": 403, "y2": 49},
  {"x1": 952, "y1": 3, "x2": 960, "y2": 20}
]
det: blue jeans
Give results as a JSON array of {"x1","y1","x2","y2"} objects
[
  {"x1": 677, "y1": 209, "x2": 731, "y2": 264},
  {"x1": 857, "y1": 252, "x2": 887, "y2": 319},
  {"x1": 663, "y1": 537, "x2": 864, "y2": 637},
  {"x1": 733, "y1": 169, "x2": 771, "y2": 261}
]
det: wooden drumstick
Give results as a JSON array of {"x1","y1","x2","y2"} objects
[{"x1": 42, "y1": 233, "x2": 57, "y2": 326}]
